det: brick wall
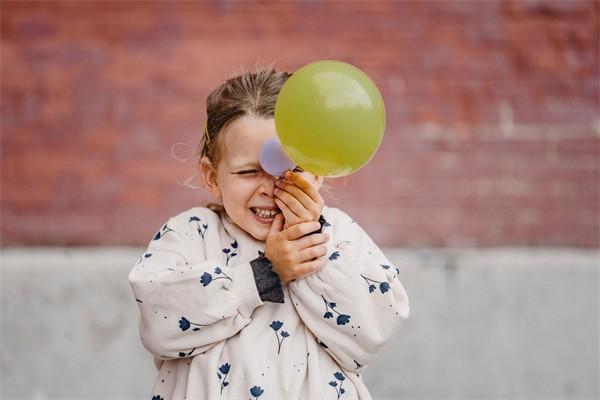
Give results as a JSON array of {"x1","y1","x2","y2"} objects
[{"x1": 1, "y1": 0, "x2": 598, "y2": 247}]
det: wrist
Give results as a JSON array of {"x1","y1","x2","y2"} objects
[{"x1": 250, "y1": 253, "x2": 284, "y2": 303}]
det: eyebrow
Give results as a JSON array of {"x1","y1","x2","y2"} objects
[{"x1": 230, "y1": 161, "x2": 260, "y2": 169}]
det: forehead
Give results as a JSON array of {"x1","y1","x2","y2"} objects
[{"x1": 220, "y1": 116, "x2": 276, "y2": 166}]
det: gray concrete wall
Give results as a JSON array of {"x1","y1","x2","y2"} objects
[{"x1": 1, "y1": 247, "x2": 598, "y2": 400}]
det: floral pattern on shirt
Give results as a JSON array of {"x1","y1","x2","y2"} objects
[
  {"x1": 217, "y1": 362, "x2": 231, "y2": 395},
  {"x1": 222, "y1": 240, "x2": 238, "y2": 265},
  {"x1": 200, "y1": 267, "x2": 232, "y2": 287},
  {"x1": 189, "y1": 216, "x2": 208, "y2": 239},
  {"x1": 329, "y1": 371, "x2": 347, "y2": 399},
  {"x1": 270, "y1": 320, "x2": 290, "y2": 355},
  {"x1": 321, "y1": 295, "x2": 351, "y2": 325}
]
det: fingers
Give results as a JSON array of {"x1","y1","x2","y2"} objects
[
  {"x1": 282, "y1": 257, "x2": 327, "y2": 284},
  {"x1": 268, "y1": 213, "x2": 285, "y2": 237},
  {"x1": 296, "y1": 232, "x2": 329, "y2": 250},
  {"x1": 275, "y1": 179, "x2": 313, "y2": 209},
  {"x1": 274, "y1": 184, "x2": 312, "y2": 220},
  {"x1": 283, "y1": 171, "x2": 324, "y2": 205},
  {"x1": 297, "y1": 244, "x2": 328, "y2": 261},
  {"x1": 283, "y1": 220, "x2": 322, "y2": 241},
  {"x1": 273, "y1": 197, "x2": 297, "y2": 226},
  {"x1": 274, "y1": 173, "x2": 324, "y2": 224}
]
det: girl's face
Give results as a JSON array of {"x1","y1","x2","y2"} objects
[{"x1": 201, "y1": 115, "x2": 322, "y2": 241}]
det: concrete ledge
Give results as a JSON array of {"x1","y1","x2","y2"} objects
[{"x1": 1, "y1": 247, "x2": 598, "y2": 399}]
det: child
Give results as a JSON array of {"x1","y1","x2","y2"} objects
[{"x1": 128, "y1": 68, "x2": 410, "y2": 400}]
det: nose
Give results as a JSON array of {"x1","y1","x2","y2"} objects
[{"x1": 258, "y1": 172, "x2": 277, "y2": 197}]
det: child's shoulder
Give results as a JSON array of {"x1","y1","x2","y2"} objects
[
  {"x1": 322, "y1": 206, "x2": 356, "y2": 226},
  {"x1": 165, "y1": 206, "x2": 223, "y2": 230}
]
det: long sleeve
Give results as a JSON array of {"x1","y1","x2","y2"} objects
[
  {"x1": 128, "y1": 215, "x2": 276, "y2": 360},
  {"x1": 288, "y1": 208, "x2": 410, "y2": 373}
]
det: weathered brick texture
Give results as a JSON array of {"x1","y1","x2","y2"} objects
[{"x1": 1, "y1": 0, "x2": 598, "y2": 247}]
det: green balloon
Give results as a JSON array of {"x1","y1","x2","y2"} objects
[{"x1": 275, "y1": 60, "x2": 386, "y2": 177}]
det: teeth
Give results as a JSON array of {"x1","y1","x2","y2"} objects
[{"x1": 253, "y1": 208, "x2": 279, "y2": 219}]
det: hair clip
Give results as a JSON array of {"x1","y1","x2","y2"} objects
[{"x1": 204, "y1": 121, "x2": 211, "y2": 144}]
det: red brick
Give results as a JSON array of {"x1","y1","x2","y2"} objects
[{"x1": 1, "y1": 0, "x2": 598, "y2": 247}]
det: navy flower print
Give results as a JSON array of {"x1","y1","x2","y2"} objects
[
  {"x1": 153, "y1": 224, "x2": 174, "y2": 240},
  {"x1": 178, "y1": 347, "x2": 197, "y2": 358},
  {"x1": 328, "y1": 371, "x2": 346, "y2": 399},
  {"x1": 249, "y1": 385, "x2": 264, "y2": 399},
  {"x1": 360, "y1": 274, "x2": 390, "y2": 294},
  {"x1": 270, "y1": 320, "x2": 290, "y2": 355},
  {"x1": 381, "y1": 264, "x2": 401, "y2": 278},
  {"x1": 189, "y1": 216, "x2": 208, "y2": 239},
  {"x1": 217, "y1": 362, "x2": 231, "y2": 395},
  {"x1": 222, "y1": 240, "x2": 238, "y2": 265},
  {"x1": 136, "y1": 252, "x2": 153, "y2": 265},
  {"x1": 179, "y1": 316, "x2": 207, "y2": 332},
  {"x1": 152, "y1": 396, "x2": 164, "y2": 400},
  {"x1": 328, "y1": 251, "x2": 341, "y2": 261},
  {"x1": 321, "y1": 295, "x2": 351, "y2": 326},
  {"x1": 200, "y1": 267, "x2": 232, "y2": 287}
]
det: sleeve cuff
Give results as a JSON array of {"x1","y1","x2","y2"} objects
[
  {"x1": 232, "y1": 263, "x2": 265, "y2": 318},
  {"x1": 300, "y1": 215, "x2": 328, "y2": 238},
  {"x1": 250, "y1": 254, "x2": 284, "y2": 303},
  {"x1": 316, "y1": 215, "x2": 328, "y2": 233}
]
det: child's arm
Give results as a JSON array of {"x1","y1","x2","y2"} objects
[
  {"x1": 128, "y1": 213, "x2": 281, "y2": 360},
  {"x1": 287, "y1": 208, "x2": 410, "y2": 373}
]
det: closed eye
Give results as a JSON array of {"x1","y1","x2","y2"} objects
[{"x1": 233, "y1": 170, "x2": 260, "y2": 175}]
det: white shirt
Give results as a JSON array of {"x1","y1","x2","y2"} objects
[{"x1": 128, "y1": 206, "x2": 409, "y2": 399}]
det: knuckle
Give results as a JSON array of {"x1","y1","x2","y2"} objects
[
  {"x1": 290, "y1": 264, "x2": 300, "y2": 275},
  {"x1": 298, "y1": 224, "x2": 308, "y2": 235}
]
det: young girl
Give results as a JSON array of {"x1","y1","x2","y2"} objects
[{"x1": 128, "y1": 68, "x2": 409, "y2": 400}]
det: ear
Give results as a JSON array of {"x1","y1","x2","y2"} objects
[{"x1": 200, "y1": 156, "x2": 221, "y2": 199}]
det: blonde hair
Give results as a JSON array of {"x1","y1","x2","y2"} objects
[
  {"x1": 181, "y1": 66, "x2": 334, "y2": 212},
  {"x1": 192, "y1": 67, "x2": 291, "y2": 212}
]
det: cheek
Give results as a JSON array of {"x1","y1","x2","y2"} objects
[{"x1": 222, "y1": 179, "x2": 257, "y2": 206}]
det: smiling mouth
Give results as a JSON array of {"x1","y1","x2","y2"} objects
[{"x1": 251, "y1": 207, "x2": 281, "y2": 219}]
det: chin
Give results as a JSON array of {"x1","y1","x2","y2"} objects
[
  {"x1": 242, "y1": 223, "x2": 268, "y2": 241},
  {"x1": 250, "y1": 230, "x2": 268, "y2": 242}
]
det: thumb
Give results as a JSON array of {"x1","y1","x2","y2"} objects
[{"x1": 268, "y1": 213, "x2": 284, "y2": 237}]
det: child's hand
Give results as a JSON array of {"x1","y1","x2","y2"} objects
[
  {"x1": 264, "y1": 214, "x2": 329, "y2": 284},
  {"x1": 273, "y1": 170, "x2": 324, "y2": 229}
]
